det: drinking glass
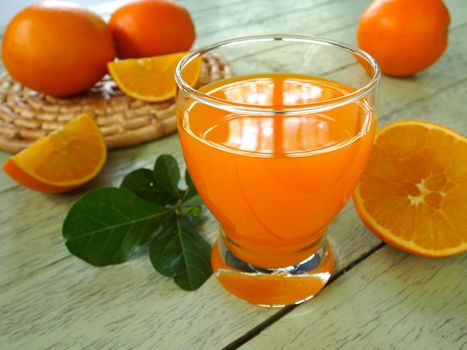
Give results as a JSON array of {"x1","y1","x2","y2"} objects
[{"x1": 175, "y1": 35, "x2": 380, "y2": 307}]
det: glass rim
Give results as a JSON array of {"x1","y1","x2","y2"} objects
[{"x1": 175, "y1": 34, "x2": 381, "y2": 116}]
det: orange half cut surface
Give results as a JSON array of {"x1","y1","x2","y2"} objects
[{"x1": 353, "y1": 120, "x2": 467, "y2": 258}]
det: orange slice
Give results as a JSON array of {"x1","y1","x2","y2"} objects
[
  {"x1": 3, "y1": 113, "x2": 106, "y2": 193},
  {"x1": 353, "y1": 120, "x2": 467, "y2": 258},
  {"x1": 108, "y1": 52, "x2": 201, "y2": 102}
]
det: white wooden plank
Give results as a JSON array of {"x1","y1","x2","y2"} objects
[
  {"x1": 194, "y1": 0, "x2": 369, "y2": 46},
  {"x1": 241, "y1": 247, "x2": 467, "y2": 350},
  {"x1": 0, "y1": 0, "x2": 244, "y2": 27},
  {"x1": 0, "y1": 252, "x2": 276, "y2": 350}
]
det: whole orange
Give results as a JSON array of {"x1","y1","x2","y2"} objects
[
  {"x1": 108, "y1": 0, "x2": 196, "y2": 59},
  {"x1": 357, "y1": 0, "x2": 450, "y2": 77},
  {"x1": 2, "y1": 1, "x2": 115, "y2": 97}
]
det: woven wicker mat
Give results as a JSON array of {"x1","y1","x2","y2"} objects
[{"x1": 0, "y1": 53, "x2": 232, "y2": 153}]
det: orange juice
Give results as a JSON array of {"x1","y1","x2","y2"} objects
[{"x1": 178, "y1": 73, "x2": 376, "y2": 269}]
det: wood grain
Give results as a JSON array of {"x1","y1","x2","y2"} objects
[
  {"x1": 1, "y1": 247, "x2": 276, "y2": 350},
  {"x1": 0, "y1": 0, "x2": 466, "y2": 349},
  {"x1": 241, "y1": 248, "x2": 467, "y2": 350}
]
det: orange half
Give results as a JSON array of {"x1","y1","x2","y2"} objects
[
  {"x1": 353, "y1": 120, "x2": 467, "y2": 258},
  {"x1": 108, "y1": 52, "x2": 201, "y2": 102},
  {"x1": 3, "y1": 113, "x2": 106, "y2": 193}
]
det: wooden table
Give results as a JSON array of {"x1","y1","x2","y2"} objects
[{"x1": 1, "y1": 1, "x2": 466, "y2": 349}]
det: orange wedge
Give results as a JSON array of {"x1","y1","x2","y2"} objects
[
  {"x1": 353, "y1": 120, "x2": 467, "y2": 258},
  {"x1": 3, "y1": 113, "x2": 106, "y2": 193},
  {"x1": 108, "y1": 52, "x2": 201, "y2": 102}
]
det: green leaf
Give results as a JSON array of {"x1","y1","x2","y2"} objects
[
  {"x1": 153, "y1": 154, "x2": 181, "y2": 198},
  {"x1": 149, "y1": 217, "x2": 212, "y2": 291},
  {"x1": 180, "y1": 195, "x2": 205, "y2": 226},
  {"x1": 184, "y1": 169, "x2": 198, "y2": 201},
  {"x1": 181, "y1": 194, "x2": 203, "y2": 208},
  {"x1": 120, "y1": 168, "x2": 177, "y2": 206},
  {"x1": 63, "y1": 188, "x2": 171, "y2": 267}
]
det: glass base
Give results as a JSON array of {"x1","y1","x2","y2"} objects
[{"x1": 211, "y1": 237, "x2": 334, "y2": 307}]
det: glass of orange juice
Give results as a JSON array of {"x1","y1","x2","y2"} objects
[{"x1": 175, "y1": 35, "x2": 380, "y2": 307}]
